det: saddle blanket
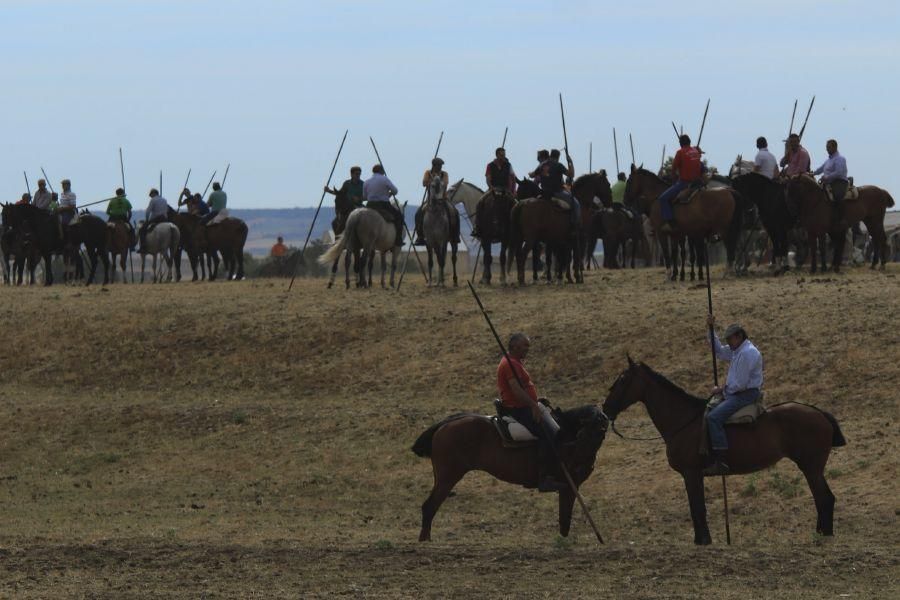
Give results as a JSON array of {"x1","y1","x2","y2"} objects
[
  {"x1": 825, "y1": 181, "x2": 859, "y2": 202},
  {"x1": 699, "y1": 392, "x2": 767, "y2": 455},
  {"x1": 520, "y1": 196, "x2": 573, "y2": 212},
  {"x1": 674, "y1": 183, "x2": 707, "y2": 205},
  {"x1": 210, "y1": 208, "x2": 230, "y2": 225}
]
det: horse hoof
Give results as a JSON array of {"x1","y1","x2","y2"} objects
[{"x1": 695, "y1": 536, "x2": 712, "y2": 546}]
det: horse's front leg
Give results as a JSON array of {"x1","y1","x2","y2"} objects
[
  {"x1": 450, "y1": 242, "x2": 458, "y2": 287},
  {"x1": 682, "y1": 470, "x2": 712, "y2": 545},
  {"x1": 498, "y1": 242, "x2": 506, "y2": 286},
  {"x1": 426, "y1": 245, "x2": 434, "y2": 287},
  {"x1": 558, "y1": 488, "x2": 576, "y2": 537}
]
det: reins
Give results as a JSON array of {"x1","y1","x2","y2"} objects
[{"x1": 606, "y1": 396, "x2": 713, "y2": 443}]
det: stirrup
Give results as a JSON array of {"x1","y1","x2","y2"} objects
[{"x1": 702, "y1": 461, "x2": 730, "y2": 477}]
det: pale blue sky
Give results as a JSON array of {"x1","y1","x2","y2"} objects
[{"x1": 2, "y1": 1, "x2": 898, "y2": 210}]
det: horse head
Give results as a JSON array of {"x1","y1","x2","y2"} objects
[
  {"x1": 426, "y1": 173, "x2": 446, "y2": 205},
  {"x1": 601, "y1": 357, "x2": 646, "y2": 422}
]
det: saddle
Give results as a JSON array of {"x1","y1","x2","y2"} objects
[
  {"x1": 547, "y1": 192, "x2": 574, "y2": 212},
  {"x1": 674, "y1": 181, "x2": 707, "y2": 205},
  {"x1": 699, "y1": 392, "x2": 767, "y2": 455},
  {"x1": 489, "y1": 399, "x2": 541, "y2": 448},
  {"x1": 824, "y1": 178, "x2": 859, "y2": 202},
  {"x1": 207, "y1": 208, "x2": 231, "y2": 226}
]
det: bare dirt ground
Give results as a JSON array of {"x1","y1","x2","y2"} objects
[{"x1": 0, "y1": 267, "x2": 897, "y2": 598}]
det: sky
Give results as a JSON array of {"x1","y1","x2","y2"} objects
[{"x1": 2, "y1": 0, "x2": 898, "y2": 212}]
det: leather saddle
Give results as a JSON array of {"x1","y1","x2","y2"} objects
[
  {"x1": 490, "y1": 399, "x2": 540, "y2": 448},
  {"x1": 699, "y1": 392, "x2": 767, "y2": 455},
  {"x1": 674, "y1": 181, "x2": 707, "y2": 205},
  {"x1": 824, "y1": 178, "x2": 859, "y2": 202}
]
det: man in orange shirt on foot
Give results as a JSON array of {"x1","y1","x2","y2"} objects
[{"x1": 497, "y1": 332, "x2": 564, "y2": 492}]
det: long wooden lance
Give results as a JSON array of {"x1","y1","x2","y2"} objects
[
  {"x1": 628, "y1": 133, "x2": 636, "y2": 166},
  {"x1": 40, "y1": 167, "x2": 56, "y2": 194},
  {"x1": 703, "y1": 243, "x2": 731, "y2": 546},
  {"x1": 118, "y1": 148, "x2": 134, "y2": 283},
  {"x1": 177, "y1": 168, "x2": 192, "y2": 212},
  {"x1": 467, "y1": 281, "x2": 605, "y2": 544},
  {"x1": 589, "y1": 142, "x2": 593, "y2": 173},
  {"x1": 397, "y1": 131, "x2": 444, "y2": 291},
  {"x1": 471, "y1": 127, "x2": 509, "y2": 284},
  {"x1": 369, "y1": 135, "x2": 428, "y2": 284},
  {"x1": 221, "y1": 163, "x2": 231, "y2": 189},
  {"x1": 660, "y1": 145, "x2": 666, "y2": 172},
  {"x1": 671, "y1": 121, "x2": 681, "y2": 140},
  {"x1": 159, "y1": 171, "x2": 163, "y2": 198},
  {"x1": 200, "y1": 170, "x2": 217, "y2": 201},
  {"x1": 788, "y1": 99, "x2": 798, "y2": 136},
  {"x1": 288, "y1": 129, "x2": 348, "y2": 291},
  {"x1": 23, "y1": 171, "x2": 31, "y2": 199},
  {"x1": 119, "y1": 148, "x2": 126, "y2": 190},
  {"x1": 559, "y1": 93, "x2": 570, "y2": 161},
  {"x1": 797, "y1": 95, "x2": 815, "y2": 141},
  {"x1": 696, "y1": 98, "x2": 710, "y2": 149},
  {"x1": 613, "y1": 128, "x2": 620, "y2": 173}
]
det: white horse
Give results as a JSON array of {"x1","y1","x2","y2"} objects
[
  {"x1": 319, "y1": 207, "x2": 400, "y2": 288},
  {"x1": 139, "y1": 221, "x2": 180, "y2": 283},
  {"x1": 423, "y1": 174, "x2": 459, "y2": 287}
]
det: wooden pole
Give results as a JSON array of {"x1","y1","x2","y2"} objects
[
  {"x1": 41, "y1": 167, "x2": 56, "y2": 194},
  {"x1": 221, "y1": 163, "x2": 231, "y2": 188},
  {"x1": 467, "y1": 281, "x2": 604, "y2": 544},
  {"x1": 119, "y1": 148, "x2": 134, "y2": 283},
  {"x1": 613, "y1": 128, "x2": 620, "y2": 173},
  {"x1": 397, "y1": 131, "x2": 444, "y2": 291},
  {"x1": 628, "y1": 133, "x2": 636, "y2": 166},
  {"x1": 559, "y1": 93, "x2": 570, "y2": 160},
  {"x1": 696, "y1": 99, "x2": 711, "y2": 149},
  {"x1": 704, "y1": 241, "x2": 731, "y2": 546},
  {"x1": 660, "y1": 145, "x2": 666, "y2": 173},
  {"x1": 288, "y1": 129, "x2": 348, "y2": 291},
  {"x1": 671, "y1": 121, "x2": 681, "y2": 140},
  {"x1": 23, "y1": 171, "x2": 31, "y2": 199},
  {"x1": 797, "y1": 95, "x2": 816, "y2": 141},
  {"x1": 177, "y1": 168, "x2": 191, "y2": 213},
  {"x1": 472, "y1": 127, "x2": 509, "y2": 284},
  {"x1": 369, "y1": 136, "x2": 428, "y2": 283},
  {"x1": 589, "y1": 142, "x2": 593, "y2": 173},
  {"x1": 200, "y1": 171, "x2": 217, "y2": 201},
  {"x1": 788, "y1": 99, "x2": 798, "y2": 136}
]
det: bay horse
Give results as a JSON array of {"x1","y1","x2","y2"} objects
[
  {"x1": 169, "y1": 209, "x2": 208, "y2": 282},
  {"x1": 319, "y1": 207, "x2": 400, "y2": 288},
  {"x1": 107, "y1": 221, "x2": 132, "y2": 283},
  {"x1": 785, "y1": 175, "x2": 895, "y2": 272},
  {"x1": 626, "y1": 166, "x2": 742, "y2": 281},
  {"x1": 454, "y1": 180, "x2": 515, "y2": 286},
  {"x1": 68, "y1": 212, "x2": 111, "y2": 285},
  {"x1": 571, "y1": 171, "x2": 612, "y2": 270},
  {"x1": 601, "y1": 357, "x2": 846, "y2": 545},
  {"x1": 412, "y1": 404, "x2": 608, "y2": 541},
  {"x1": 327, "y1": 186, "x2": 361, "y2": 288},
  {"x1": 422, "y1": 173, "x2": 459, "y2": 287},
  {"x1": 1, "y1": 227, "x2": 40, "y2": 285},
  {"x1": 205, "y1": 217, "x2": 248, "y2": 281},
  {"x1": 511, "y1": 179, "x2": 581, "y2": 285},
  {"x1": 730, "y1": 172, "x2": 794, "y2": 274},
  {"x1": 1, "y1": 203, "x2": 72, "y2": 286}
]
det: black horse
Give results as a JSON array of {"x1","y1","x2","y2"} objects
[
  {"x1": 69, "y1": 211, "x2": 111, "y2": 285},
  {"x1": 730, "y1": 173, "x2": 795, "y2": 274},
  {"x1": 2, "y1": 203, "x2": 66, "y2": 285}
]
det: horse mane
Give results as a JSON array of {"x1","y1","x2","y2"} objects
[
  {"x1": 634, "y1": 167, "x2": 665, "y2": 185},
  {"x1": 637, "y1": 363, "x2": 707, "y2": 408}
]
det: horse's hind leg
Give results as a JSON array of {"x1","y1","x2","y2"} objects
[
  {"x1": 451, "y1": 242, "x2": 458, "y2": 287},
  {"x1": 682, "y1": 470, "x2": 712, "y2": 545},
  {"x1": 419, "y1": 464, "x2": 465, "y2": 542},
  {"x1": 796, "y1": 455, "x2": 836, "y2": 535}
]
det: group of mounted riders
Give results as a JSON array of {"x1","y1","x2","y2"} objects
[
  {"x1": 2, "y1": 177, "x2": 248, "y2": 285},
  {"x1": 323, "y1": 128, "x2": 894, "y2": 287}
]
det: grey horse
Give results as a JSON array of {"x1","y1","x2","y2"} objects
[
  {"x1": 423, "y1": 173, "x2": 459, "y2": 287},
  {"x1": 319, "y1": 207, "x2": 400, "y2": 289},
  {"x1": 138, "y1": 221, "x2": 180, "y2": 283}
]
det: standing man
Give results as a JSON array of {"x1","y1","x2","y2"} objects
[
  {"x1": 140, "y1": 189, "x2": 169, "y2": 249},
  {"x1": 753, "y1": 137, "x2": 778, "y2": 180},
  {"x1": 414, "y1": 158, "x2": 450, "y2": 245},
  {"x1": 780, "y1": 133, "x2": 811, "y2": 176},
  {"x1": 813, "y1": 139, "x2": 850, "y2": 226},
  {"x1": 497, "y1": 333, "x2": 563, "y2": 492},
  {"x1": 324, "y1": 166, "x2": 365, "y2": 208},
  {"x1": 538, "y1": 149, "x2": 579, "y2": 230},
  {"x1": 33, "y1": 179, "x2": 52, "y2": 211},
  {"x1": 362, "y1": 164, "x2": 404, "y2": 248},
  {"x1": 657, "y1": 135, "x2": 703, "y2": 232},
  {"x1": 703, "y1": 315, "x2": 764, "y2": 476},
  {"x1": 201, "y1": 182, "x2": 227, "y2": 225}
]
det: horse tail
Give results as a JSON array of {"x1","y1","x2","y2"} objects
[
  {"x1": 884, "y1": 190, "x2": 895, "y2": 208},
  {"x1": 823, "y1": 411, "x2": 847, "y2": 448},
  {"x1": 411, "y1": 413, "x2": 471, "y2": 457},
  {"x1": 318, "y1": 228, "x2": 349, "y2": 266}
]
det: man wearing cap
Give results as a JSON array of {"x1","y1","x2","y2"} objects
[
  {"x1": 753, "y1": 137, "x2": 778, "y2": 180},
  {"x1": 414, "y1": 158, "x2": 450, "y2": 246},
  {"x1": 703, "y1": 314, "x2": 764, "y2": 476},
  {"x1": 780, "y1": 133, "x2": 811, "y2": 176},
  {"x1": 324, "y1": 166, "x2": 365, "y2": 208},
  {"x1": 363, "y1": 164, "x2": 404, "y2": 248}
]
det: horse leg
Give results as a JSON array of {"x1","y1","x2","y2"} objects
[
  {"x1": 389, "y1": 247, "x2": 398, "y2": 288},
  {"x1": 682, "y1": 470, "x2": 712, "y2": 545},
  {"x1": 558, "y1": 488, "x2": 576, "y2": 537},
  {"x1": 426, "y1": 245, "x2": 434, "y2": 287},
  {"x1": 831, "y1": 231, "x2": 844, "y2": 273},
  {"x1": 380, "y1": 251, "x2": 387, "y2": 289},
  {"x1": 451, "y1": 242, "x2": 458, "y2": 287},
  {"x1": 481, "y1": 242, "x2": 492, "y2": 285},
  {"x1": 419, "y1": 466, "x2": 465, "y2": 542},
  {"x1": 498, "y1": 242, "x2": 506, "y2": 286}
]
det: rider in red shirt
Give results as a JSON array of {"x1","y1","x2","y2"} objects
[{"x1": 658, "y1": 134, "x2": 704, "y2": 231}]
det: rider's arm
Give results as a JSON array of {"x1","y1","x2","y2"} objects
[
  {"x1": 507, "y1": 378, "x2": 539, "y2": 410},
  {"x1": 566, "y1": 157, "x2": 575, "y2": 179},
  {"x1": 708, "y1": 329, "x2": 733, "y2": 361}
]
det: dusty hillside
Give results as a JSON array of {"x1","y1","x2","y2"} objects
[{"x1": 0, "y1": 268, "x2": 897, "y2": 598}]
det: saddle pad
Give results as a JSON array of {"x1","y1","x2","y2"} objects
[
  {"x1": 210, "y1": 208, "x2": 230, "y2": 225},
  {"x1": 727, "y1": 402, "x2": 765, "y2": 425},
  {"x1": 825, "y1": 184, "x2": 859, "y2": 202},
  {"x1": 674, "y1": 186, "x2": 704, "y2": 205},
  {"x1": 551, "y1": 197, "x2": 572, "y2": 211},
  {"x1": 490, "y1": 415, "x2": 539, "y2": 446}
]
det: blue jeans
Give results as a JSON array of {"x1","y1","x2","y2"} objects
[
  {"x1": 707, "y1": 388, "x2": 761, "y2": 450},
  {"x1": 658, "y1": 180, "x2": 688, "y2": 221}
]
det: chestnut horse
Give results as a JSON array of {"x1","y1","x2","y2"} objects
[
  {"x1": 107, "y1": 221, "x2": 131, "y2": 283},
  {"x1": 601, "y1": 358, "x2": 846, "y2": 545},
  {"x1": 412, "y1": 404, "x2": 608, "y2": 541},
  {"x1": 571, "y1": 171, "x2": 612, "y2": 269},
  {"x1": 626, "y1": 166, "x2": 742, "y2": 281},
  {"x1": 785, "y1": 175, "x2": 895, "y2": 272},
  {"x1": 511, "y1": 180, "x2": 582, "y2": 284}
]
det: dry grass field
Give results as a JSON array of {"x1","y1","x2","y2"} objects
[{"x1": 0, "y1": 267, "x2": 897, "y2": 598}]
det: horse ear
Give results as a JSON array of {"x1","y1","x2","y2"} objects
[
  {"x1": 630, "y1": 163, "x2": 636, "y2": 173},
  {"x1": 626, "y1": 353, "x2": 635, "y2": 368},
  {"x1": 639, "y1": 163, "x2": 644, "y2": 170}
]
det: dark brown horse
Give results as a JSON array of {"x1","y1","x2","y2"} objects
[
  {"x1": 786, "y1": 175, "x2": 895, "y2": 272},
  {"x1": 169, "y1": 210, "x2": 208, "y2": 282},
  {"x1": 626, "y1": 167, "x2": 741, "y2": 281},
  {"x1": 571, "y1": 172, "x2": 612, "y2": 270},
  {"x1": 601, "y1": 358, "x2": 846, "y2": 545},
  {"x1": 730, "y1": 172, "x2": 794, "y2": 274},
  {"x1": 412, "y1": 404, "x2": 608, "y2": 541},
  {"x1": 510, "y1": 180, "x2": 581, "y2": 285},
  {"x1": 191, "y1": 217, "x2": 248, "y2": 281},
  {"x1": 107, "y1": 221, "x2": 131, "y2": 283}
]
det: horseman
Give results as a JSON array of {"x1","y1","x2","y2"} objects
[
  {"x1": 704, "y1": 314, "x2": 764, "y2": 476},
  {"x1": 753, "y1": 136, "x2": 778, "y2": 180},
  {"x1": 471, "y1": 148, "x2": 518, "y2": 239},
  {"x1": 497, "y1": 333, "x2": 563, "y2": 492},
  {"x1": 537, "y1": 149, "x2": 580, "y2": 232},
  {"x1": 140, "y1": 188, "x2": 170, "y2": 249},
  {"x1": 657, "y1": 135, "x2": 704, "y2": 232},
  {"x1": 414, "y1": 158, "x2": 450, "y2": 245},
  {"x1": 528, "y1": 149, "x2": 551, "y2": 183},
  {"x1": 200, "y1": 182, "x2": 227, "y2": 225},
  {"x1": 33, "y1": 179, "x2": 53, "y2": 212},
  {"x1": 58, "y1": 179, "x2": 78, "y2": 239},
  {"x1": 363, "y1": 164, "x2": 404, "y2": 248},
  {"x1": 105, "y1": 187, "x2": 136, "y2": 247},
  {"x1": 812, "y1": 139, "x2": 850, "y2": 227},
  {"x1": 15, "y1": 193, "x2": 31, "y2": 205},
  {"x1": 610, "y1": 172, "x2": 629, "y2": 212},
  {"x1": 178, "y1": 188, "x2": 210, "y2": 217},
  {"x1": 780, "y1": 133, "x2": 811, "y2": 176},
  {"x1": 324, "y1": 166, "x2": 365, "y2": 208}
]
